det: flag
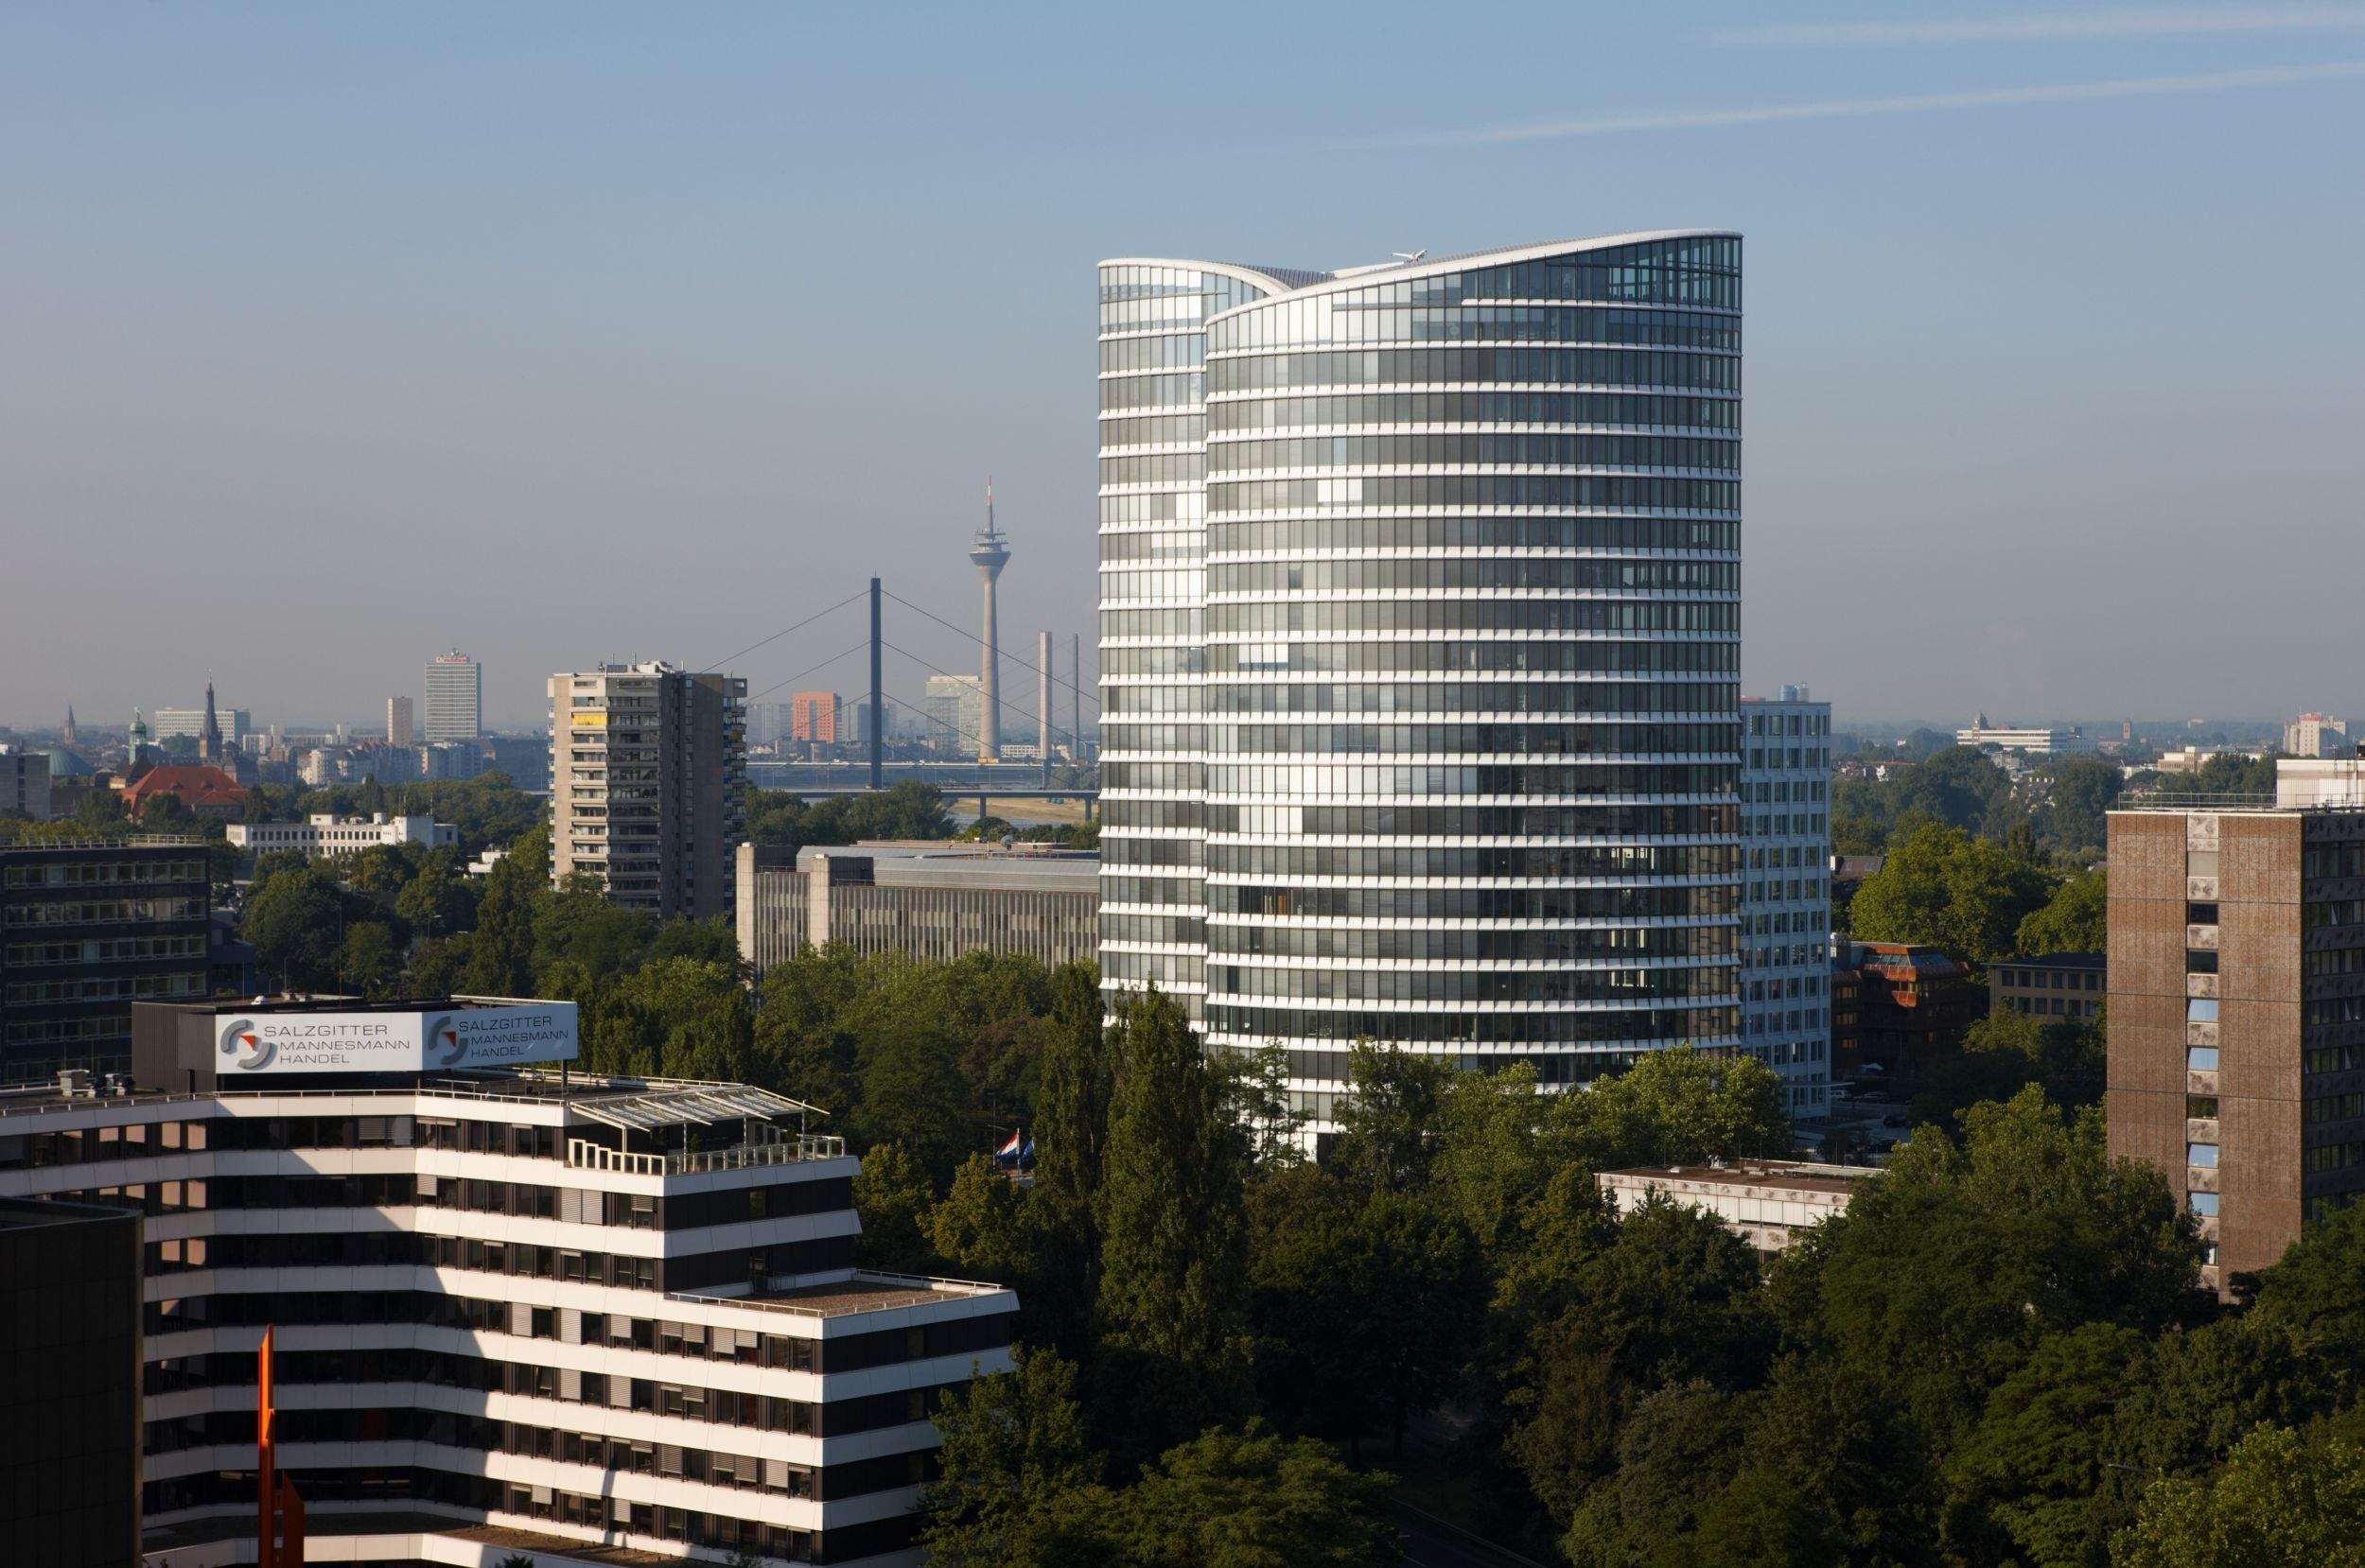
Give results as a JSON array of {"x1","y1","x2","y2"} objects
[{"x1": 993, "y1": 1129, "x2": 1023, "y2": 1163}]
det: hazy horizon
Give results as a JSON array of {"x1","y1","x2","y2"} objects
[{"x1": 7, "y1": 3, "x2": 2363, "y2": 731}]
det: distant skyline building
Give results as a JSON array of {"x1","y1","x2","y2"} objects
[
  {"x1": 1741, "y1": 690, "x2": 1833, "y2": 1114},
  {"x1": 549, "y1": 662, "x2": 746, "y2": 919},
  {"x1": 424, "y1": 650, "x2": 482, "y2": 741},
  {"x1": 1955, "y1": 714, "x2": 2093, "y2": 755},
  {"x1": 2284, "y1": 712, "x2": 2351, "y2": 758},
  {"x1": 1096, "y1": 234, "x2": 1743, "y2": 1122},
  {"x1": 386, "y1": 693, "x2": 415, "y2": 748},
  {"x1": 922, "y1": 674, "x2": 986, "y2": 756},
  {"x1": 788, "y1": 690, "x2": 843, "y2": 745},
  {"x1": 969, "y1": 479, "x2": 1011, "y2": 760},
  {"x1": 151, "y1": 703, "x2": 249, "y2": 748}
]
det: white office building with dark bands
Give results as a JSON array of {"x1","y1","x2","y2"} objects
[
  {"x1": 0, "y1": 996, "x2": 1015, "y2": 1567},
  {"x1": 1096, "y1": 234, "x2": 1743, "y2": 1124}
]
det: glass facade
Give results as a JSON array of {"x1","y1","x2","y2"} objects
[{"x1": 1099, "y1": 236, "x2": 1743, "y2": 1123}]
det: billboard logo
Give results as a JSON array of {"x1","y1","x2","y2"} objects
[
  {"x1": 426, "y1": 1014, "x2": 467, "y2": 1068},
  {"x1": 218, "y1": 1018, "x2": 274, "y2": 1071}
]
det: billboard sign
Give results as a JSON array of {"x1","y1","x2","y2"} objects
[{"x1": 216, "y1": 1002, "x2": 578, "y2": 1074}]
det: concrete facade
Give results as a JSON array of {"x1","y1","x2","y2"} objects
[
  {"x1": 2107, "y1": 801, "x2": 2365, "y2": 1293},
  {"x1": 736, "y1": 844, "x2": 1098, "y2": 978},
  {"x1": 550, "y1": 664, "x2": 747, "y2": 921},
  {"x1": 1596, "y1": 1159, "x2": 1876, "y2": 1255}
]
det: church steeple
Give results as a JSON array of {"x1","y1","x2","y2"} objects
[
  {"x1": 61, "y1": 706, "x2": 77, "y2": 745},
  {"x1": 200, "y1": 679, "x2": 222, "y2": 763}
]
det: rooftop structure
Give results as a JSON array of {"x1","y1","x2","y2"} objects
[
  {"x1": 1596, "y1": 1159, "x2": 1878, "y2": 1254},
  {"x1": 116, "y1": 763, "x2": 246, "y2": 818}
]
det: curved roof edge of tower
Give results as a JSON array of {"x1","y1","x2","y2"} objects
[{"x1": 1098, "y1": 229, "x2": 1742, "y2": 309}]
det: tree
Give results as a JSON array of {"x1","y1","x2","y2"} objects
[
  {"x1": 1891, "y1": 745, "x2": 2018, "y2": 835},
  {"x1": 242, "y1": 863, "x2": 347, "y2": 988},
  {"x1": 1783, "y1": 1089, "x2": 2202, "y2": 1452},
  {"x1": 578, "y1": 957, "x2": 754, "y2": 1081},
  {"x1": 1508, "y1": 1196, "x2": 1771, "y2": 1524},
  {"x1": 394, "y1": 862, "x2": 474, "y2": 938},
  {"x1": 2114, "y1": 1425, "x2": 2365, "y2": 1568},
  {"x1": 1027, "y1": 961, "x2": 1113, "y2": 1354},
  {"x1": 931, "y1": 1155, "x2": 1039, "y2": 1287},
  {"x1": 1848, "y1": 821, "x2": 2057, "y2": 964},
  {"x1": 463, "y1": 826, "x2": 547, "y2": 995},
  {"x1": 1329, "y1": 1040, "x2": 1457, "y2": 1193},
  {"x1": 853, "y1": 1019, "x2": 972, "y2": 1180},
  {"x1": 1945, "y1": 1322, "x2": 2152, "y2": 1566},
  {"x1": 1095, "y1": 990, "x2": 1249, "y2": 1375},
  {"x1": 1555, "y1": 1045, "x2": 1791, "y2": 1170},
  {"x1": 2043, "y1": 758, "x2": 2125, "y2": 854},
  {"x1": 333, "y1": 920, "x2": 403, "y2": 1000},
  {"x1": 1435, "y1": 1061, "x2": 1566, "y2": 1264},
  {"x1": 1248, "y1": 1181, "x2": 1485, "y2": 1452},
  {"x1": 2246, "y1": 1199, "x2": 2365, "y2": 1382},
  {"x1": 851, "y1": 1141, "x2": 938, "y2": 1274},
  {"x1": 2019, "y1": 869, "x2": 2108, "y2": 956},
  {"x1": 1216, "y1": 1040, "x2": 1305, "y2": 1171},
  {"x1": 1111, "y1": 1427, "x2": 1403, "y2": 1568},
  {"x1": 921, "y1": 1346, "x2": 1108, "y2": 1568}
]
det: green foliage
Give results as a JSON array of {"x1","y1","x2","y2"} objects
[
  {"x1": 1095, "y1": 990, "x2": 1250, "y2": 1379},
  {"x1": 1329, "y1": 1040, "x2": 1456, "y2": 1193},
  {"x1": 931, "y1": 1155, "x2": 1039, "y2": 1286},
  {"x1": 853, "y1": 1019, "x2": 973, "y2": 1182},
  {"x1": 920, "y1": 1346, "x2": 1104, "y2": 1568},
  {"x1": 1112, "y1": 1427, "x2": 1403, "y2": 1567},
  {"x1": 850, "y1": 1141, "x2": 937, "y2": 1274},
  {"x1": 2042, "y1": 758, "x2": 2126, "y2": 854},
  {"x1": 2114, "y1": 1424, "x2": 2365, "y2": 1568},
  {"x1": 1247, "y1": 1172, "x2": 1485, "y2": 1447},
  {"x1": 2178, "y1": 751, "x2": 2280, "y2": 799},
  {"x1": 2020, "y1": 869, "x2": 2109, "y2": 956},
  {"x1": 2247, "y1": 1199, "x2": 2365, "y2": 1388},
  {"x1": 1910, "y1": 1004, "x2": 2107, "y2": 1129},
  {"x1": 241, "y1": 862, "x2": 352, "y2": 989},
  {"x1": 1558, "y1": 1045, "x2": 1792, "y2": 1169},
  {"x1": 1848, "y1": 821, "x2": 2058, "y2": 963},
  {"x1": 745, "y1": 779, "x2": 954, "y2": 853}
]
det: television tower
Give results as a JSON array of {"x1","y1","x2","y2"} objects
[{"x1": 969, "y1": 478, "x2": 1011, "y2": 760}]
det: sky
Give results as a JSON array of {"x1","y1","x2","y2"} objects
[{"x1": 4, "y1": 2, "x2": 2362, "y2": 732}]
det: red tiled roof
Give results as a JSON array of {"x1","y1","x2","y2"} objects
[{"x1": 119, "y1": 764, "x2": 246, "y2": 810}]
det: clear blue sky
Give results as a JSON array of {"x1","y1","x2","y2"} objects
[{"x1": 5, "y1": 3, "x2": 2362, "y2": 731}]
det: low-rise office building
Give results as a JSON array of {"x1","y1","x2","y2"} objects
[
  {"x1": 1830, "y1": 941, "x2": 1977, "y2": 1081},
  {"x1": 2107, "y1": 783, "x2": 2365, "y2": 1293},
  {"x1": 0, "y1": 995, "x2": 1017, "y2": 1567},
  {"x1": 227, "y1": 811, "x2": 460, "y2": 858},
  {"x1": 1596, "y1": 1159, "x2": 1876, "y2": 1254},
  {"x1": 738, "y1": 843, "x2": 1099, "y2": 978},
  {"x1": 1992, "y1": 951, "x2": 2106, "y2": 1021}
]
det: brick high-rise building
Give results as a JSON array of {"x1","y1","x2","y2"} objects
[
  {"x1": 788, "y1": 692, "x2": 842, "y2": 745},
  {"x1": 2107, "y1": 788, "x2": 2365, "y2": 1294}
]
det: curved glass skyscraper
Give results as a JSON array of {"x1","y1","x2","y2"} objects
[{"x1": 1098, "y1": 234, "x2": 1743, "y2": 1124}]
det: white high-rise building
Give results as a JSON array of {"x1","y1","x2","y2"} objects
[
  {"x1": 387, "y1": 693, "x2": 415, "y2": 748},
  {"x1": 0, "y1": 996, "x2": 1016, "y2": 1566},
  {"x1": 2284, "y1": 712, "x2": 2350, "y2": 759},
  {"x1": 425, "y1": 651, "x2": 482, "y2": 741},
  {"x1": 1096, "y1": 234, "x2": 1743, "y2": 1123},
  {"x1": 1741, "y1": 689, "x2": 1833, "y2": 1114},
  {"x1": 921, "y1": 674, "x2": 986, "y2": 757}
]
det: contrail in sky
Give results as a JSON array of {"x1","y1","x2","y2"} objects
[
  {"x1": 1709, "y1": 6, "x2": 2365, "y2": 48},
  {"x1": 1367, "y1": 59, "x2": 2365, "y2": 148}
]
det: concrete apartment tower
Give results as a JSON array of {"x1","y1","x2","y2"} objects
[
  {"x1": 970, "y1": 479, "x2": 1011, "y2": 761},
  {"x1": 386, "y1": 694, "x2": 414, "y2": 748},
  {"x1": 549, "y1": 661, "x2": 748, "y2": 919},
  {"x1": 2107, "y1": 770, "x2": 2365, "y2": 1294}
]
